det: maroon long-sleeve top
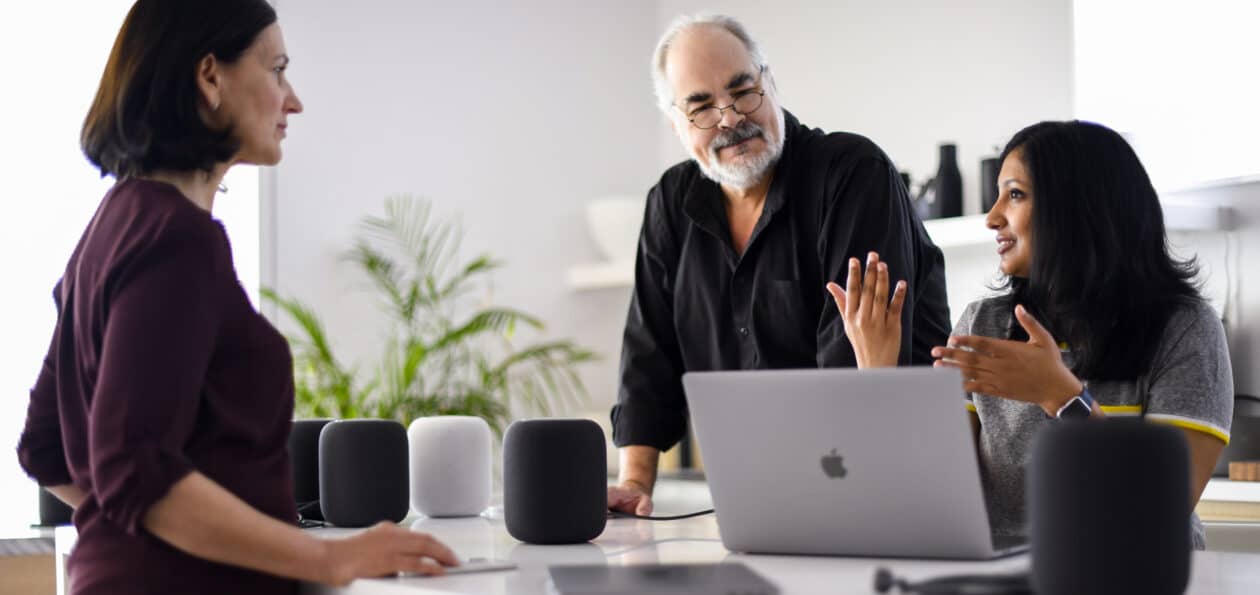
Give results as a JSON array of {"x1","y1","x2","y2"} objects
[{"x1": 17, "y1": 178, "x2": 299, "y2": 594}]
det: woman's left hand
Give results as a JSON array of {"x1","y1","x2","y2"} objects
[
  {"x1": 826, "y1": 252, "x2": 907, "y2": 369},
  {"x1": 931, "y1": 304, "x2": 1083, "y2": 415}
]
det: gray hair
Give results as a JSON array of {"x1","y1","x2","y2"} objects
[{"x1": 651, "y1": 14, "x2": 770, "y2": 113}]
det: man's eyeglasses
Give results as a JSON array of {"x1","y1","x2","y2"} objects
[{"x1": 681, "y1": 80, "x2": 767, "y2": 130}]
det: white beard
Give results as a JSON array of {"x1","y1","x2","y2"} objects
[{"x1": 694, "y1": 107, "x2": 786, "y2": 190}]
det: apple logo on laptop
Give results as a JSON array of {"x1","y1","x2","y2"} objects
[{"x1": 820, "y1": 449, "x2": 847, "y2": 478}]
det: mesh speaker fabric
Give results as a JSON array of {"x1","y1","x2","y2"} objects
[
  {"x1": 407, "y1": 416, "x2": 493, "y2": 517},
  {"x1": 319, "y1": 419, "x2": 410, "y2": 527},
  {"x1": 288, "y1": 419, "x2": 332, "y2": 506},
  {"x1": 504, "y1": 419, "x2": 607, "y2": 544},
  {"x1": 1029, "y1": 419, "x2": 1191, "y2": 595}
]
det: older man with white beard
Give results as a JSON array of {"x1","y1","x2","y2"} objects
[{"x1": 607, "y1": 14, "x2": 951, "y2": 515}]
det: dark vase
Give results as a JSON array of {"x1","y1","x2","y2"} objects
[
  {"x1": 980, "y1": 157, "x2": 1000, "y2": 213},
  {"x1": 913, "y1": 175, "x2": 937, "y2": 219},
  {"x1": 934, "y1": 143, "x2": 962, "y2": 218},
  {"x1": 38, "y1": 487, "x2": 73, "y2": 526}
]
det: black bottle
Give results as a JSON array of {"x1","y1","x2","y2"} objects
[
  {"x1": 934, "y1": 143, "x2": 962, "y2": 218},
  {"x1": 980, "y1": 156, "x2": 1000, "y2": 213}
]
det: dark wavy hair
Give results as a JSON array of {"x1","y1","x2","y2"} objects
[
  {"x1": 80, "y1": 0, "x2": 278, "y2": 178},
  {"x1": 996, "y1": 120, "x2": 1201, "y2": 382}
]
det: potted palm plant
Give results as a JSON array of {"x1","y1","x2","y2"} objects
[{"x1": 263, "y1": 196, "x2": 594, "y2": 436}]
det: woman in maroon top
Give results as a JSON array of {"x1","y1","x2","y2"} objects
[{"x1": 16, "y1": 1, "x2": 458, "y2": 593}]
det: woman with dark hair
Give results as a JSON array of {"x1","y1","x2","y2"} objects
[
  {"x1": 829, "y1": 120, "x2": 1232, "y2": 549},
  {"x1": 16, "y1": 1, "x2": 458, "y2": 593}
]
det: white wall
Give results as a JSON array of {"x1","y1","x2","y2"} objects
[
  {"x1": 271, "y1": 1, "x2": 661, "y2": 420},
  {"x1": 1074, "y1": 0, "x2": 1260, "y2": 190},
  {"x1": 656, "y1": 0, "x2": 1075, "y2": 217}
]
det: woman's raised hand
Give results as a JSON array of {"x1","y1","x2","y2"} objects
[
  {"x1": 931, "y1": 305, "x2": 1084, "y2": 414},
  {"x1": 826, "y1": 252, "x2": 907, "y2": 369}
]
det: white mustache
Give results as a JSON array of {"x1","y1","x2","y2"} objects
[{"x1": 710, "y1": 122, "x2": 765, "y2": 154}]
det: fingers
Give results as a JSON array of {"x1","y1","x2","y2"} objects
[
  {"x1": 838, "y1": 253, "x2": 903, "y2": 330},
  {"x1": 607, "y1": 485, "x2": 632, "y2": 508},
  {"x1": 887, "y1": 280, "x2": 907, "y2": 323},
  {"x1": 608, "y1": 485, "x2": 653, "y2": 516},
  {"x1": 825, "y1": 282, "x2": 847, "y2": 316},
  {"x1": 1014, "y1": 304, "x2": 1055, "y2": 346},
  {"x1": 845, "y1": 257, "x2": 861, "y2": 319},
  {"x1": 635, "y1": 494, "x2": 654, "y2": 516},
  {"x1": 608, "y1": 486, "x2": 646, "y2": 514},
  {"x1": 940, "y1": 334, "x2": 1002, "y2": 355},
  {"x1": 931, "y1": 346, "x2": 988, "y2": 368},
  {"x1": 376, "y1": 524, "x2": 458, "y2": 567},
  {"x1": 933, "y1": 358, "x2": 974, "y2": 373},
  {"x1": 330, "y1": 526, "x2": 460, "y2": 585},
  {"x1": 872, "y1": 261, "x2": 890, "y2": 317},
  {"x1": 410, "y1": 532, "x2": 459, "y2": 567},
  {"x1": 395, "y1": 554, "x2": 448, "y2": 577},
  {"x1": 858, "y1": 253, "x2": 879, "y2": 320}
]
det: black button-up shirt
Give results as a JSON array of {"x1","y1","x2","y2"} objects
[{"x1": 611, "y1": 110, "x2": 951, "y2": 451}]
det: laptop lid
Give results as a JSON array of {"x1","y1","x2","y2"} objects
[{"x1": 683, "y1": 367, "x2": 1020, "y2": 559}]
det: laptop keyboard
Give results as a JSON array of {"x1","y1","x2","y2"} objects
[{"x1": 992, "y1": 534, "x2": 1030, "y2": 552}]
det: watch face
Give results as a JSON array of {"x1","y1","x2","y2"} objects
[{"x1": 1059, "y1": 396, "x2": 1092, "y2": 420}]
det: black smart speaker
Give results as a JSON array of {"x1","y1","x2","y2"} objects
[
  {"x1": 503, "y1": 419, "x2": 607, "y2": 544},
  {"x1": 288, "y1": 418, "x2": 332, "y2": 522},
  {"x1": 1029, "y1": 419, "x2": 1191, "y2": 595},
  {"x1": 318, "y1": 419, "x2": 410, "y2": 527},
  {"x1": 37, "y1": 487, "x2": 74, "y2": 526}
]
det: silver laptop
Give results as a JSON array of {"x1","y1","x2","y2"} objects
[{"x1": 682, "y1": 367, "x2": 1027, "y2": 559}]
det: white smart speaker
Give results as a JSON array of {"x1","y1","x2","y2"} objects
[{"x1": 407, "y1": 415, "x2": 493, "y2": 517}]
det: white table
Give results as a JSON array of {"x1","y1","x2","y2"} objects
[
  {"x1": 302, "y1": 511, "x2": 1260, "y2": 595},
  {"x1": 50, "y1": 479, "x2": 1260, "y2": 594}
]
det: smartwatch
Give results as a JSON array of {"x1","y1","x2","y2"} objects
[{"x1": 1055, "y1": 387, "x2": 1094, "y2": 420}]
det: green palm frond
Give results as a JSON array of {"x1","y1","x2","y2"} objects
[
  {"x1": 345, "y1": 240, "x2": 408, "y2": 317},
  {"x1": 261, "y1": 288, "x2": 337, "y2": 367},
  {"x1": 265, "y1": 195, "x2": 596, "y2": 431},
  {"x1": 496, "y1": 341, "x2": 595, "y2": 414},
  {"x1": 431, "y1": 308, "x2": 544, "y2": 353},
  {"x1": 436, "y1": 254, "x2": 501, "y2": 301}
]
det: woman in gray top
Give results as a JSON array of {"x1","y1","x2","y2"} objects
[{"x1": 827, "y1": 120, "x2": 1232, "y2": 549}]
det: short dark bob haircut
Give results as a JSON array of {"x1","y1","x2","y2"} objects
[
  {"x1": 81, "y1": 0, "x2": 277, "y2": 178},
  {"x1": 996, "y1": 120, "x2": 1201, "y2": 382}
]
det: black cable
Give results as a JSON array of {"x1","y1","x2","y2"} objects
[
  {"x1": 608, "y1": 508, "x2": 715, "y2": 521},
  {"x1": 874, "y1": 567, "x2": 1033, "y2": 594}
]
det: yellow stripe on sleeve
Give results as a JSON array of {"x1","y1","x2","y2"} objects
[
  {"x1": 1099, "y1": 405, "x2": 1143, "y2": 416},
  {"x1": 964, "y1": 401, "x2": 977, "y2": 413},
  {"x1": 1145, "y1": 414, "x2": 1231, "y2": 445}
]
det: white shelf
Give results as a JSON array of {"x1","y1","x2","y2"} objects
[
  {"x1": 1163, "y1": 202, "x2": 1234, "y2": 231},
  {"x1": 1202, "y1": 478, "x2": 1260, "y2": 504},
  {"x1": 566, "y1": 261, "x2": 633, "y2": 291},
  {"x1": 566, "y1": 203, "x2": 1233, "y2": 290},
  {"x1": 922, "y1": 215, "x2": 990, "y2": 249},
  {"x1": 925, "y1": 202, "x2": 1233, "y2": 250}
]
